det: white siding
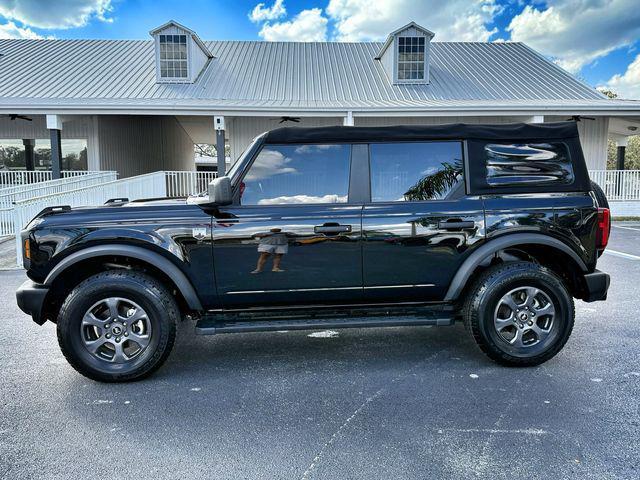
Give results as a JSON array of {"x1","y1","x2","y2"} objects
[
  {"x1": 227, "y1": 116, "x2": 344, "y2": 163},
  {"x1": 546, "y1": 115, "x2": 609, "y2": 169},
  {"x1": 97, "y1": 115, "x2": 193, "y2": 177}
]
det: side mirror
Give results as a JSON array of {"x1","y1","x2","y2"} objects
[{"x1": 208, "y1": 176, "x2": 233, "y2": 205}]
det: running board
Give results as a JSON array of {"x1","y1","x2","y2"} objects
[{"x1": 195, "y1": 308, "x2": 454, "y2": 335}]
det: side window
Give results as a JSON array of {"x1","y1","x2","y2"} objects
[
  {"x1": 484, "y1": 142, "x2": 574, "y2": 186},
  {"x1": 369, "y1": 142, "x2": 464, "y2": 202},
  {"x1": 240, "y1": 144, "x2": 351, "y2": 205}
]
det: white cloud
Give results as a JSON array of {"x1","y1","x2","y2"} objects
[
  {"x1": 0, "y1": 0, "x2": 112, "y2": 30},
  {"x1": 601, "y1": 54, "x2": 640, "y2": 100},
  {"x1": 0, "y1": 20, "x2": 41, "y2": 38},
  {"x1": 259, "y1": 8, "x2": 328, "y2": 42},
  {"x1": 249, "y1": 0, "x2": 286, "y2": 23},
  {"x1": 508, "y1": 0, "x2": 640, "y2": 73},
  {"x1": 258, "y1": 194, "x2": 347, "y2": 205},
  {"x1": 325, "y1": 0, "x2": 501, "y2": 42},
  {"x1": 244, "y1": 148, "x2": 296, "y2": 181}
]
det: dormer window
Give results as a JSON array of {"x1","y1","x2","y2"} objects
[
  {"x1": 397, "y1": 37, "x2": 425, "y2": 81},
  {"x1": 375, "y1": 22, "x2": 434, "y2": 85},
  {"x1": 150, "y1": 20, "x2": 214, "y2": 84},
  {"x1": 159, "y1": 34, "x2": 188, "y2": 79}
]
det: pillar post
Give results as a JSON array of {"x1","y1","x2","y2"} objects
[
  {"x1": 615, "y1": 137, "x2": 628, "y2": 171},
  {"x1": 22, "y1": 139, "x2": 35, "y2": 171},
  {"x1": 344, "y1": 111, "x2": 354, "y2": 126},
  {"x1": 613, "y1": 136, "x2": 629, "y2": 197},
  {"x1": 46, "y1": 115, "x2": 63, "y2": 179},
  {"x1": 214, "y1": 116, "x2": 226, "y2": 176}
]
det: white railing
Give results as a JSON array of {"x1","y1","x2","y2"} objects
[
  {"x1": 165, "y1": 170, "x2": 217, "y2": 197},
  {"x1": 0, "y1": 172, "x2": 117, "y2": 209},
  {"x1": 12, "y1": 172, "x2": 167, "y2": 266},
  {"x1": 0, "y1": 170, "x2": 108, "y2": 186},
  {"x1": 589, "y1": 170, "x2": 640, "y2": 201}
]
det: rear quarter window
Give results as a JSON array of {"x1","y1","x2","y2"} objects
[
  {"x1": 369, "y1": 141, "x2": 464, "y2": 202},
  {"x1": 484, "y1": 142, "x2": 574, "y2": 187}
]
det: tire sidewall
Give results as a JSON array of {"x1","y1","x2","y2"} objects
[
  {"x1": 473, "y1": 266, "x2": 574, "y2": 361},
  {"x1": 58, "y1": 273, "x2": 174, "y2": 380}
]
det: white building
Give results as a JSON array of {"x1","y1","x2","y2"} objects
[{"x1": 1, "y1": 20, "x2": 639, "y2": 178}]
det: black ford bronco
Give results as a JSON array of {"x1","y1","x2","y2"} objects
[{"x1": 16, "y1": 122, "x2": 611, "y2": 382}]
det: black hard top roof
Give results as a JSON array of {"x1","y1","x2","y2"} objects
[{"x1": 264, "y1": 121, "x2": 579, "y2": 144}]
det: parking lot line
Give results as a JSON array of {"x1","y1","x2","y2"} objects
[
  {"x1": 612, "y1": 225, "x2": 640, "y2": 232},
  {"x1": 604, "y1": 249, "x2": 640, "y2": 260}
]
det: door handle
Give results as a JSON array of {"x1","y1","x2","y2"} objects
[
  {"x1": 314, "y1": 223, "x2": 352, "y2": 235},
  {"x1": 438, "y1": 219, "x2": 476, "y2": 230}
]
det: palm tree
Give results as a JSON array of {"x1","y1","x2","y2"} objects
[{"x1": 403, "y1": 160, "x2": 462, "y2": 201}]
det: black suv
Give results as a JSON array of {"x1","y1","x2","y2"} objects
[{"x1": 16, "y1": 122, "x2": 611, "y2": 382}]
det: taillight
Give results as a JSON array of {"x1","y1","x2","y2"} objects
[{"x1": 596, "y1": 208, "x2": 610, "y2": 249}]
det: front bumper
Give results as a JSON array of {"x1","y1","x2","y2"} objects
[
  {"x1": 582, "y1": 269, "x2": 610, "y2": 302},
  {"x1": 16, "y1": 280, "x2": 49, "y2": 325}
]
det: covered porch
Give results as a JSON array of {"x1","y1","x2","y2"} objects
[{"x1": 2, "y1": 110, "x2": 640, "y2": 215}]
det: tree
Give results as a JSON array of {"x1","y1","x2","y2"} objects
[
  {"x1": 608, "y1": 136, "x2": 640, "y2": 170},
  {"x1": 601, "y1": 89, "x2": 639, "y2": 170},
  {"x1": 194, "y1": 143, "x2": 231, "y2": 158}
]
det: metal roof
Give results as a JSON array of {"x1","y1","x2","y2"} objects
[{"x1": 0, "y1": 38, "x2": 637, "y2": 114}]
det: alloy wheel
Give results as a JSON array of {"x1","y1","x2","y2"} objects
[
  {"x1": 80, "y1": 297, "x2": 152, "y2": 363},
  {"x1": 493, "y1": 286, "x2": 556, "y2": 348}
]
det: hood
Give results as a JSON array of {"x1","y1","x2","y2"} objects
[{"x1": 26, "y1": 197, "x2": 194, "y2": 230}]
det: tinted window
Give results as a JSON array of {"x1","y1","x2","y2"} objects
[
  {"x1": 484, "y1": 143, "x2": 574, "y2": 186},
  {"x1": 240, "y1": 144, "x2": 351, "y2": 205},
  {"x1": 369, "y1": 142, "x2": 464, "y2": 202}
]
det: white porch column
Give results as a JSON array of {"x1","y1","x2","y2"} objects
[
  {"x1": 343, "y1": 111, "x2": 354, "y2": 126},
  {"x1": 214, "y1": 115, "x2": 226, "y2": 176}
]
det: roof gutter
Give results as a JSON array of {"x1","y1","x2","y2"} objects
[{"x1": 1, "y1": 103, "x2": 640, "y2": 117}]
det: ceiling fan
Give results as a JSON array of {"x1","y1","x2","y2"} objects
[
  {"x1": 3, "y1": 114, "x2": 33, "y2": 122},
  {"x1": 567, "y1": 115, "x2": 595, "y2": 122},
  {"x1": 278, "y1": 116, "x2": 301, "y2": 124}
]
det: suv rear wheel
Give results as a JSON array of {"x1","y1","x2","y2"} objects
[
  {"x1": 57, "y1": 270, "x2": 178, "y2": 382},
  {"x1": 463, "y1": 262, "x2": 574, "y2": 366}
]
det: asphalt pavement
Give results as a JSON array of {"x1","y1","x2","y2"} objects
[{"x1": 1, "y1": 224, "x2": 639, "y2": 480}]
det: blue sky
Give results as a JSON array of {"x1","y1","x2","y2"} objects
[{"x1": 1, "y1": 0, "x2": 639, "y2": 98}]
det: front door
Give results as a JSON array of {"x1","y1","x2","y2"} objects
[
  {"x1": 212, "y1": 142, "x2": 363, "y2": 308},
  {"x1": 361, "y1": 140, "x2": 484, "y2": 302}
]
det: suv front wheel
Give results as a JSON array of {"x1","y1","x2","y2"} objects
[
  {"x1": 57, "y1": 270, "x2": 178, "y2": 382},
  {"x1": 463, "y1": 262, "x2": 575, "y2": 366}
]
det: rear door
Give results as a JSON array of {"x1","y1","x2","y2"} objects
[
  {"x1": 362, "y1": 141, "x2": 484, "y2": 302},
  {"x1": 211, "y1": 142, "x2": 365, "y2": 308}
]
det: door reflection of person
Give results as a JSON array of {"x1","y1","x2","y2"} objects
[{"x1": 251, "y1": 228, "x2": 290, "y2": 273}]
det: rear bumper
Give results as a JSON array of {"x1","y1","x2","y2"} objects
[
  {"x1": 582, "y1": 270, "x2": 610, "y2": 302},
  {"x1": 16, "y1": 280, "x2": 49, "y2": 325}
]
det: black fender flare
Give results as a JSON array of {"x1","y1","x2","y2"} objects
[
  {"x1": 44, "y1": 244, "x2": 203, "y2": 311},
  {"x1": 444, "y1": 233, "x2": 588, "y2": 301}
]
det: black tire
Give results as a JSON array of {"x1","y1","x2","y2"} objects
[
  {"x1": 590, "y1": 180, "x2": 609, "y2": 209},
  {"x1": 462, "y1": 262, "x2": 574, "y2": 367},
  {"x1": 57, "y1": 270, "x2": 178, "y2": 382}
]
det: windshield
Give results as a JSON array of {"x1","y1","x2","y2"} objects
[{"x1": 228, "y1": 133, "x2": 265, "y2": 184}]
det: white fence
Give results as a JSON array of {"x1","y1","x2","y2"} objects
[
  {"x1": 589, "y1": 170, "x2": 640, "y2": 201},
  {"x1": 12, "y1": 172, "x2": 167, "y2": 266},
  {"x1": 0, "y1": 172, "x2": 118, "y2": 237},
  {"x1": 0, "y1": 170, "x2": 105, "y2": 186},
  {"x1": 0, "y1": 172, "x2": 117, "y2": 209},
  {"x1": 165, "y1": 170, "x2": 217, "y2": 197}
]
